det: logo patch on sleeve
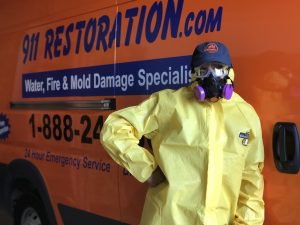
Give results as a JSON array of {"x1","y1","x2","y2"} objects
[{"x1": 239, "y1": 131, "x2": 249, "y2": 146}]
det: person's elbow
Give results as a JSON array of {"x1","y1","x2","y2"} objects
[{"x1": 100, "y1": 120, "x2": 111, "y2": 148}]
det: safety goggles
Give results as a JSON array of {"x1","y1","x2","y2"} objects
[{"x1": 194, "y1": 63, "x2": 229, "y2": 79}]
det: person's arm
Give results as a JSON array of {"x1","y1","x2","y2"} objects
[
  {"x1": 233, "y1": 118, "x2": 265, "y2": 225},
  {"x1": 100, "y1": 94, "x2": 160, "y2": 183}
]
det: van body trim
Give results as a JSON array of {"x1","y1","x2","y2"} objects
[
  {"x1": 58, "y1": 203, "x2": 129, "y2": 225},
  {"x1": 10, "y1": 99, "x2": 116, "y2": 110}
]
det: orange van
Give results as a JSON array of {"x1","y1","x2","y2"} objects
[{"x1": 0, "y1": 0, "x2": 300, "y2": 224}]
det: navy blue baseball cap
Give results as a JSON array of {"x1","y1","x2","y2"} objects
[{"x1": 191, "y1": 42, "x2": 232, "y2": 68}]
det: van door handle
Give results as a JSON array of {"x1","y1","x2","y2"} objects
[{"x1": 272, "y1": 122, "x2": 300, "y2": 174}]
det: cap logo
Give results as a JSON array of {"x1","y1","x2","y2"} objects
[{"x1": 204, "y1": 43, "x2": 218, "y2": 53}]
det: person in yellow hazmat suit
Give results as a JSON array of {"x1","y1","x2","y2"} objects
[{"x1": 100, "y1": 41, "x2": 264, "y2": 225}]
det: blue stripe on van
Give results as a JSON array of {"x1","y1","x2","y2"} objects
[{"x1": 22, "y1": 55, "x2": 192, "y2": 98}]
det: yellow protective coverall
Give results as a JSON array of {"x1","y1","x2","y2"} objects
[{"x1": 100, "y1": 85, "x2": 264, "y2": 225}]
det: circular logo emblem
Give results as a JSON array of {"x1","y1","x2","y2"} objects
[
  {"x1": 204, "y1": 43, "x2": 219, "y2": 53},
  {"x1": 0, "y1": 113, "x2": 10, "y2": 140}
]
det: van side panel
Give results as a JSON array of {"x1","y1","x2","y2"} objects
[{"x1": 0, "y1": 1, "x2": 300, "y2": 225}]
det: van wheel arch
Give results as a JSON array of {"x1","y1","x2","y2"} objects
[{"x1": 5, "y1": 159, "x2": 57, "y2": 225}]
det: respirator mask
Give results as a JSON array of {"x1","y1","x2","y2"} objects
[{"x1": 193, "y1": 63, "x2": 234, "y2": 101}]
